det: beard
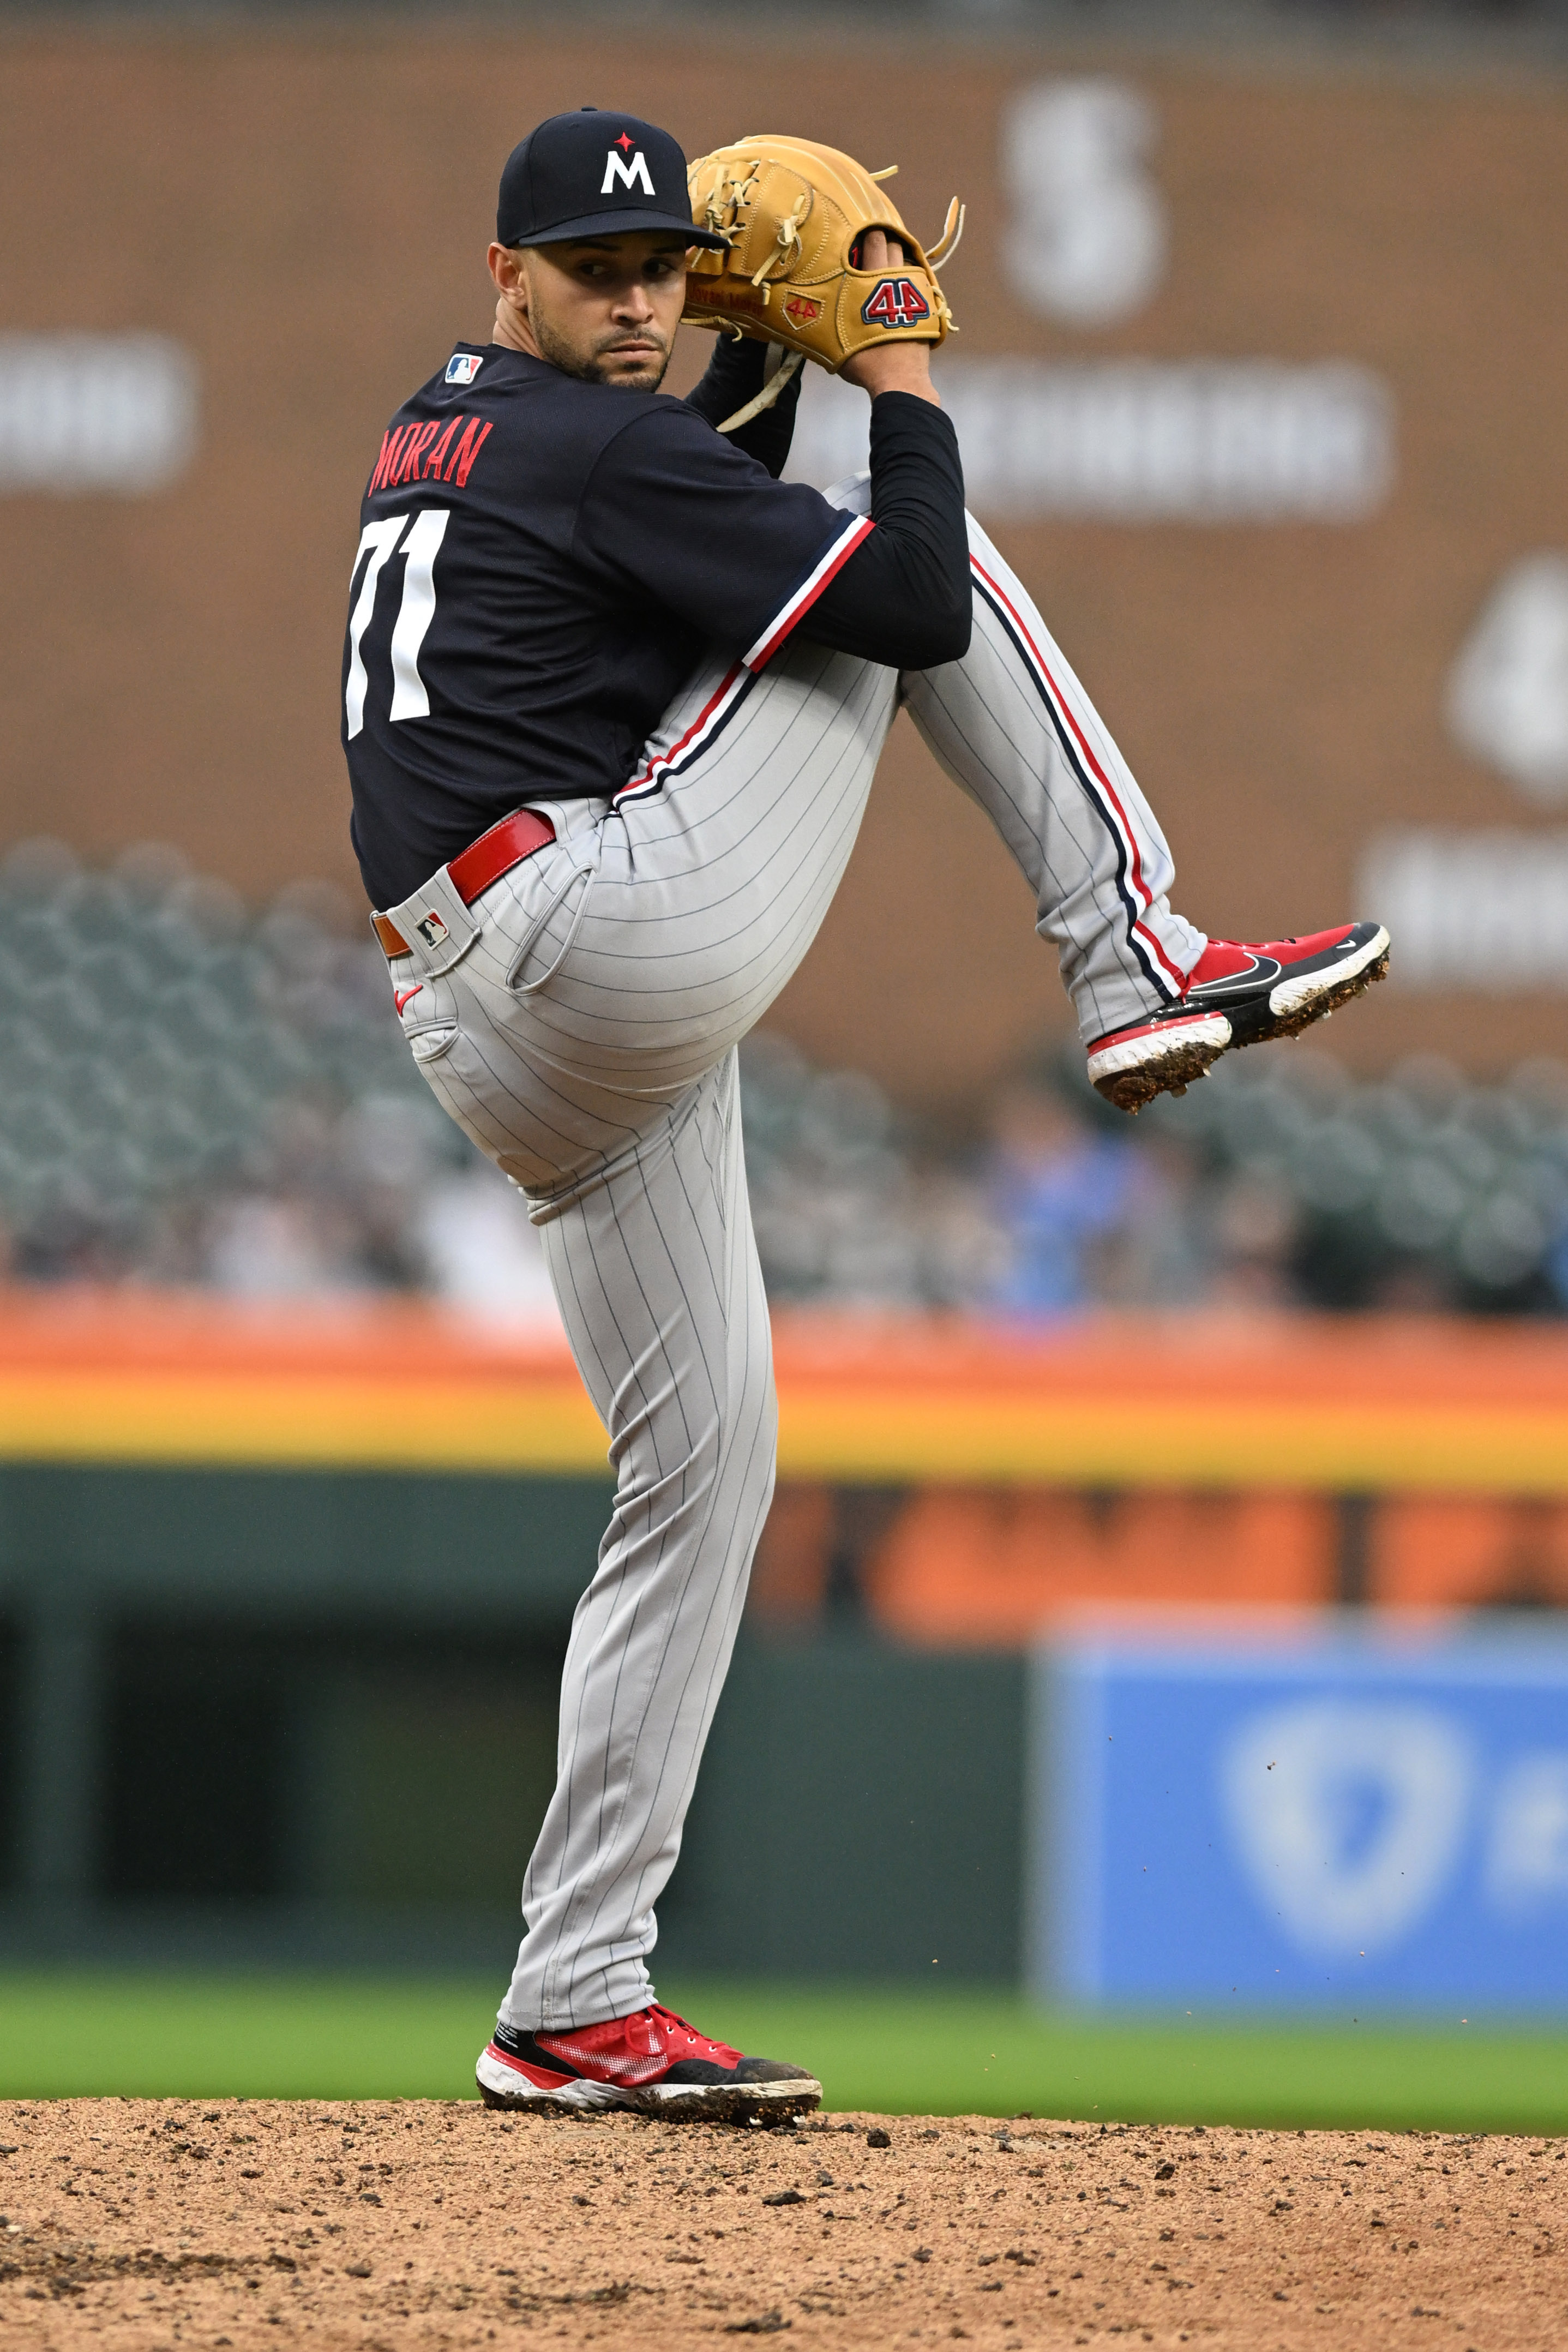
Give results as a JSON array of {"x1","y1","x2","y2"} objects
[{"x1": 532, "y1": 308, "x2": 671, "y2": 391}]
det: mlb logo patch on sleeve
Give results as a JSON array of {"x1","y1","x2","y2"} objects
[{"x1": 445, "y1": 353, "x2": 484, "y2": 386}]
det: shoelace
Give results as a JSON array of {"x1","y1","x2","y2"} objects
[{"x1": 647, "y1": 2003, "x2": 716, "y2": 2053}]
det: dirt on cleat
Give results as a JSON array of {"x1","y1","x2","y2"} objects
[
  {"x1": 1095, "y1": 938, "x2": 1390, "y2": 1113},
  {"x1": 1094, "y1": 1035, "x2": 1227, "y2": 1114}
]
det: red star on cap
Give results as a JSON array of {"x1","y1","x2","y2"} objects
[{"x1": 615, "y1": 131, "x2": 634, "y2": 152}]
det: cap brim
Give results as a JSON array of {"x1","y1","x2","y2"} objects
[{"x1": 515, "y1": 208, "x2": 729, "y2": 251}]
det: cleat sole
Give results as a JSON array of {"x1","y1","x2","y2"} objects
[
  {"x1": 476, "y1": 2044, "x2": 821, "y2": 2125},
  {"x1": 633, "y1": 2077, "x2": 822, "y2": 2123},
  {"x1": 1092, "y1": 1036, "x2": 1228, "y2": 1115},
  {"x1": 1091, "y1": 926, "x2": 1391, "y2": 1113}
]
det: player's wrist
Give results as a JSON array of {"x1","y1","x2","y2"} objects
[{"x1": 842, "y1": 345, "x2": 940, "y2": 405}]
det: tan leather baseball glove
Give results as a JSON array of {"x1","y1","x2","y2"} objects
[{"x1": 684, "y1": 135, "x2": 963, "y2": 431}]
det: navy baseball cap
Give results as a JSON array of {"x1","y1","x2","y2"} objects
[{"x1": 496, "y1": 107, "x2": 728, "y2": 250}]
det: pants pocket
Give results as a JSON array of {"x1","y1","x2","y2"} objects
[
  {"x1": 390, "y1": 963, "x2": 462, "y2": 1064},
  {"x1": 406, "y1": 1023, "x2": 459, "y2": 1064}
]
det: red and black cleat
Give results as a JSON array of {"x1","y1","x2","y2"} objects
[
  {"x1": 1087, "y1": 921, "x2": 1391, "y2": 1114},
  {"x1": 476, "y1": 2002, "x2": 821, "y2": 2122}
]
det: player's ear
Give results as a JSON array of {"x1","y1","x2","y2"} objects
[{"x1": 487, "y1": 241, "x2": 531, "y2": 318}]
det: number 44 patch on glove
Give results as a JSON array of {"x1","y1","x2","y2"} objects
[
  {"x1": 683, "y1": 134, "x2": 962, "y2": 425},
  {"x1": 861, "y1": 277, "x2": 932, "y2": 329}
]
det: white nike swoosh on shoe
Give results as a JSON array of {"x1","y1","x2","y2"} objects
[{"x1": 1190, "y1": 956, "x2": 1277, "y2": 997}]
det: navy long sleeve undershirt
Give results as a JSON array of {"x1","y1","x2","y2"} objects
[
  {"x1": 683, "y1": 332, "x2": 806, "y2": 478},
  {"x1": 686, "y1": 339, "x2": 971, "y2": 673}
]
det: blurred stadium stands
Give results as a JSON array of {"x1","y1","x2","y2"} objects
[{"x1": 3, "y1": 839, "x2": 1566, "y2": 1319}]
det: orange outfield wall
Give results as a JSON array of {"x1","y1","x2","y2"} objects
[
  {"x1": 2, "y1": 1291, "x2": 1567, "y2": 1490},
  {"x1": 2, "y1": 1294, "x2": 1567, "y2": 1633},
  {"x1": 843, "y1": 1487, "x2": 1568, "y2": 1644}
]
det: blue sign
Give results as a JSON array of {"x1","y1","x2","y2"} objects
[{"x1": 1031, "y1": 1631, "x2": 1568, "y2": 2010}]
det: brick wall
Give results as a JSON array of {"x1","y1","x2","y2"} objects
[{"x1": 3, "y1": 29, "x2": 1565, "y2": 1105}]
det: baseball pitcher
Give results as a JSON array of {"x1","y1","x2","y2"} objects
[{"x1": 342, "y1": 106, "x2": 1389, "y2": 2119}]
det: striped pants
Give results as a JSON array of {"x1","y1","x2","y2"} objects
[{"x1": 382, "y1": 495, "x2": 1203, "y2": 2029}]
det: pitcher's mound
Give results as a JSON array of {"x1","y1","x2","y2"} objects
[{"x1": 1, "y1": 2098, "x2": 1556, "y2": 2347}]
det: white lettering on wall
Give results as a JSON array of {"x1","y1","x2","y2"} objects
[
  {"x1": 1447, "y1": 554, "x2": 1568, "y2": 806},
  {"x1": 786, "y1": 357, "x2": 1393, "y2": 523},
  {"x1": 0, "y1": 334, "x2": 198, "y2": 495},
  {"x1": 1359, "y1": 828, "x2": 1568, "y2": 990},
  {"x1": 1002, "y1": 80, "x2": 1168, "y2": 326}
]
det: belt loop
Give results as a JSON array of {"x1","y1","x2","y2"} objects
[
  {"x1": 371, "y1": 911, "x2": 411, "y2": 959},
  {"x1": 381, "y1": 867, "x2": 481, "y2": 980}
]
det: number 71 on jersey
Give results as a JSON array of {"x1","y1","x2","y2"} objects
[{"x1": 345, "y1": 508, "x2": 449, "y2": 737}]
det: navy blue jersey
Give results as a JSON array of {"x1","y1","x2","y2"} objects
[{"x1": 342, "y1": 341, "x2": 868, "y2": 910}]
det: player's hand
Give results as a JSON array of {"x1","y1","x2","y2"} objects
[{"x1": 842, "y1": 230, "x2": 940, "y2": 405}]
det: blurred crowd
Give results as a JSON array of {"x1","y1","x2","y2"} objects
[
  {"x1": 744, "y1": 1033, "x2": 1568, "y2": 1317},
  {"x1": 4, "y1": 839, "x2": 1567, "y2": 1320}
]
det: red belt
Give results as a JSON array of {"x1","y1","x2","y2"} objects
[{"x1": 373, "y1": 806, "x2": 557, "y2": 958}]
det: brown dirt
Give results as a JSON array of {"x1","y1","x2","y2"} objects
[{"x1": 2, "y1": 2101, "x2": 1563, "y2": 2350}]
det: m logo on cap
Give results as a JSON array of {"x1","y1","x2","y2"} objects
[
  {"x1": 495, "y1": 111, "x2": 729, "y2": 255},
  {"x1": 602, "y1": 144, "x2": 656, "y2": 196}
]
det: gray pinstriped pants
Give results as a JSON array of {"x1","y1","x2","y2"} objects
[{"x1": 381, "y1": 497, "x2": 1203, "y2": 2029}]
